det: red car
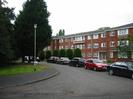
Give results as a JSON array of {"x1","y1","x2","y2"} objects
[{"x1": 84, "y1": 59, "x2": 108, "y2": 71}]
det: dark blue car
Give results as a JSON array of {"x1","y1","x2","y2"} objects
[{"x1": 69, "y1": 57, "x2": 85, "y2": 67}]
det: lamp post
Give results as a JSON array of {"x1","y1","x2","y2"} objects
[{"x1": 34, "y1": 24, "x2": 37, "y2": 66}]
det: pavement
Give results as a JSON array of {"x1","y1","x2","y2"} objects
[{"x1": 0, "y1": 63, "x2": 59, "y2": 89}]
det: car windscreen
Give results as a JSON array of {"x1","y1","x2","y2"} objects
[
  {"x1": 127, "y1": 62, "x2": 133, "y2": 68},
  {"x1": 79, "y1": 59, "x2": 84, "y2": 62},
  {"x1": 93, "y1": 59, "x2": 103, "y2": 63}
]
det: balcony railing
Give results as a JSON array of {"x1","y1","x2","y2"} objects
[{"x1": 73, "y1": 40, "x2": 85, "y2": 44}]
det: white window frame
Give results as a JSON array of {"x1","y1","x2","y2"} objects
[
  {"x1": 101, "y1": 43, "x2": 106, "y2": 47},
  {"x1": 93, "y1": 34, "x2": 98, "y2": 39},
  {"x1": 110, "y1": 52, "x2": 113, "y2": 58},
  {"x1": 93, "y1": 52, "x2": 98, "y2": 57},
  {"x1": 118, "y1": 29, "x2": 128, "y2": 36},
  {"x1": 110, "y1": 41, "x2": 115, "y2": 47},
  {"x1": 88, "y1": 53, "x2": 92, "y2": 57},
  {"x1": 110, "y1": 31, "x2": 115, "y2": 36},
  {"x1": 101, "y1": 33, "x2": 106, "y2": 38},
  {"x1": 82, "y1": 53, "x2": 85, "y2": 57},
  {"x1": 93, "y1": 43, "x2": 99, "y2": 48},
  {"x1": 87, "y1": 35, "x2": 91, "y2": 40},
  {"x1": 118, "y1": 40, "x2": 129, "y2": 46},
  {"x1": 118, "y1": 52, "x2": 128, "y2": 58},
  {"x1": 88, "y1": 44, "x2": 92, "y2": 48}
]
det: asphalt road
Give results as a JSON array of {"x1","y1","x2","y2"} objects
[{"x1": 0, "y1": 62, "x2": 133, "y2": 99}]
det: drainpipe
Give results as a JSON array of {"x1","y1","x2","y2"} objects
[{"x1": 91, "y1": 33, "x2": 93, "y2": 58}]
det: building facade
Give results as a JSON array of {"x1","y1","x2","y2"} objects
[{"x1": 46, "y1": 23, "x2": 133, "y2": 62}]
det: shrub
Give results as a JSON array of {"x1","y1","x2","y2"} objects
[
  {"x1": 66, "y1": 49, "x2": 73, "y2": 59},
  {"x1": 59, "y1": 49, "x2": 66, "y2": 57},
  {"x1": 53, "y1": 50, "x2": 59, "y2": 57},
  {"x1": 74, "y1": 48, "x2": 82, "y2": 57},
  {"x1": 46, "y1": 50, "x2": 51, "y2": 59}
]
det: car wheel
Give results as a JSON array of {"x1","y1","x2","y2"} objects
[
  {"x1": 131, "y1": 73, "x2": 133, "y2": 79},
  {"x1": 76, "y1": 64, "x2": 79, "y2": 67},
  {"x1": 94, "y1": 67, "x2": 97, "y2": 71},
  {"x1": 85, "y1": 65, "x2": 87, "y2": 69},
  {"x1": 109, "y1": 69, "x2": 114, "y2": 75}
]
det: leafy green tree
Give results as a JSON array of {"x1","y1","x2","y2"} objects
[
  {"x1": 59, "y1": 49, "x2": 66, "y2": 57},
  {"x1": 0, "y1": 0, "x2": 15, "y2": 63},
  {"x1": 116, "y1": 34, "x2": 133, "y2": 59},
  {"x1": 53, "y1": 50, "x2": 59, "y2": 57},
  {"x1": 74, "y1": 48, "x2": 82, "y2": 57},
  {"x1": 38, "y1": 50, "x2": 45, "y2": 60},
  {"x1": 66, "y1": 49, "x2": 73, "y2": 59},
  {"x1": 56, "y1": 29, "x2": 65, "y2": 36},
  {"x1": 46, "y1": 50, "x2": 51, "y2": 59},
  {"x1": 14, "y1": 0, "x2": 52, "y2": 61}
]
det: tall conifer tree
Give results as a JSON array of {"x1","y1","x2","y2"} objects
[
  {"x1": 0, "y1": 0, "x2": 15, "y2": 63},
  {"x1": 14, "y1": 0, "x2": 52, "y2": 60}
]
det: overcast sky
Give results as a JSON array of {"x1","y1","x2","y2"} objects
[{"x1": 7, "y1": 0, "x2": 133, "y2": 36}]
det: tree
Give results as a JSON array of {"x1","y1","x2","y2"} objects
[
  {"x1": 74, "y1": 48, "x2": 82, "y2": 57},
  {"x1": 59, "y1": 49, "x2": 66, "y2": 57},
  {"x1": 14, "y1": 0, "x2": 52, "y2": 61},
  {"x1": 45, "y1": 50, "x2": 51, "y2": 59},
  {"x1": 38, "y1": 50, "x2": 45, "y2": 60},
  {"x1": 0, "y1": 0, "x2": 15, "y2": 63},
  {"x1": 66, "y1": 49, "x2": 73, "y2": 59},
  {"x1": 56, "y1": 29, "x2": 65, "y2": 36},
  {"x1": 53, "y1": 50, "x2": 59, "y2": 57},
  {"x1": 116, "y1": 35, "x2": 133, "y2": 59}
]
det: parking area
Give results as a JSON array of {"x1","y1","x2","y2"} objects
[{"x1": 0, "y1": 62, "x2": 133, "y2": 99}]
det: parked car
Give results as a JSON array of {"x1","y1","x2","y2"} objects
[
  {"x1": 24, "y1": 56, "x2": 40, "y2": 63},
  {"x1": 69, "y1": 57, "x2": 85, "y2": 67},
  {"x1": 56, "y1": 57, "x2": 70, "y2": 64},
  {"x1": 108, "y1": 61, "x2": 133, "y2": 79},
  {"x1": 47, "y1": 56, "x2": 59, "y2": 63},
  {"x1": 84, "y1": 59, "x2": 108, "y2": 71}
]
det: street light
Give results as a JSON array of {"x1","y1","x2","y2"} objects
[{"x1": 34, "y1": 24, "x2": 37, "y2": 66}]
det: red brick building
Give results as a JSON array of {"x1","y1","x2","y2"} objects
[{"x1": 45, "y1": 23, "x2": 133, "y2": 62}]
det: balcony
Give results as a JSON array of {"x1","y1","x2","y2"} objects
[
  {"x1": 73, "y1": 40, "x2": 85, "y2": 44},
  {"x1": 118, "y1": 34, "x2": 128, "y2": 39}
]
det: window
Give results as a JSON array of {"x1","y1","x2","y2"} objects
[
  {"x1": 82, "y1": 36, "x2": 85, "y2": 40},
  {"x1": 82, "y1": 53, "x2": 85, "y2": 57},
  {"x1": 110, "y1": 52, "x2": 113, "y2": 58},
  {"x1": 101, "y1": 43, "x2": 106, "y2": 47},
  {"x1": 110, "y1": 31, "x2": 115, "y2": 36},
  {"x1": 118, "y1": 52, "x2": 128, "y2": 58},
  {"x1": 87, "y1": 35, "x2": 91, "y2": 40},
  {"x1": 88, "y1": 53, "x2": 92, "y2": 57},
  {"x1": 118, "y1": 29, "x2": 128, "y2": 36},
  {"x1": 59, "y1": 39, "x2": 63, "y2": 43},
  {"x1": 82, "y1": 44, "x2": 85, "y2": 49},
  {"x1": 64, "y1": 38, "x2": 68, "y2": 42},
  {"x1": 127, "y1": 62, "x2": 133, "y2": 68},
  {"x1": 59, "y1": 46, "x2": 63, "y2": 49},
  {"x1": 71, "y1": 45, "x2": 74, "y2": 49},
  {"x1": 93, "y1": 43, "x2": 99, "y2": 48},
  {"x1": 110, "y1": 41, "x2": 115, "y2": 47},
  {"x1": 75, "y1": 36, "x2": 84, "y2": 41},
  {"x1": 88, "y1": 44, "x2": 92, "y2": 48},
  {"x1": 114, "y1": 62, "x2": 122, "y2": 66},
  {"x1": 118, "y1": 40, "x2": 129, "y2": 46},
  {"x1": 65, "y1": 46, "x2": 68, "y2": 49},
  {"x1": 75, "y1": 44, "x2": 83, "y2": 49},
  {"x1": 101, "y1": 33, "x2": 106, "y2": 38},
  {"x1": 93, "y1": 34, "x2": 98, "y2": 39},
  {"x1": 93, "y1": 52, "x2": 98, "y2": 57}
]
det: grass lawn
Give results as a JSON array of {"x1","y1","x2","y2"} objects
[{"x1": 0, "y1": 64, "x2": 48, "y2": 76}]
